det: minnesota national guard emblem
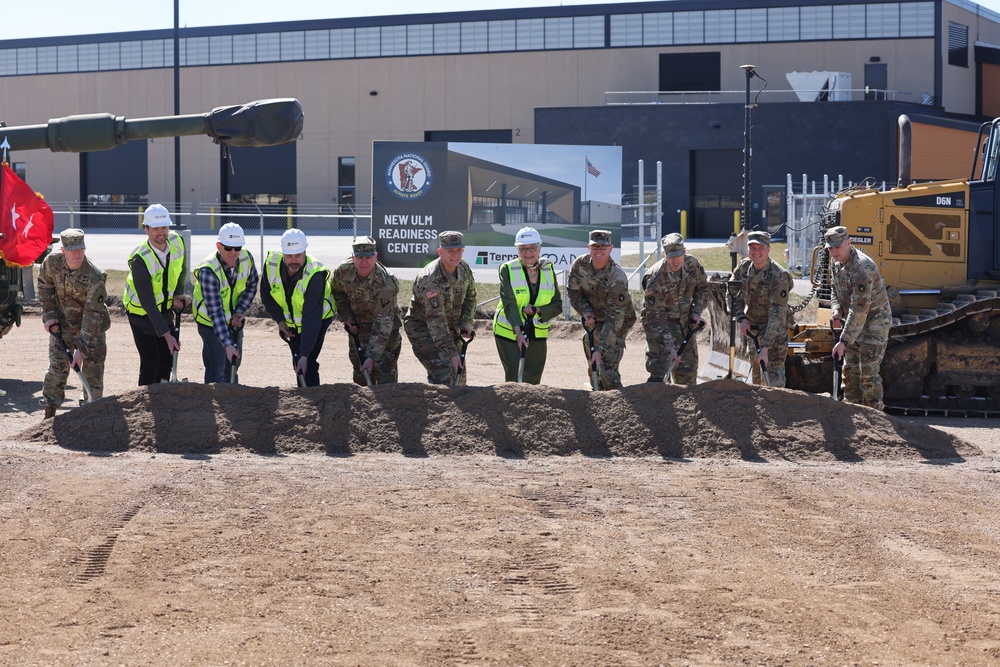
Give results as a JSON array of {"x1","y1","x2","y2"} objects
[{"x1": 386, "y1": 152, "x2": 433, "y2": 200}]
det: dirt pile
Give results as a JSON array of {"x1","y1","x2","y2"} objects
[{"x1": 21, "y1": 380, "x2": 974, "y2": 460}]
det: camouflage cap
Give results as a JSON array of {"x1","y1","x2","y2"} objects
[
  {"x1": 60, "y1": 228, "x2": 86, "y2": 251},
  {"x1": 747, "y1": 230, "x2": 771, "y2": 245},
  {"x1": 438, "y1": 231, "x2": 465, "y2": 249},
  {"x1": 588, "y1": 229, "x2": 612, "y2": 246},
  {"x1": 352, "y1": 236, "x2": 377, "y2": 257},
  {"x1": 661, "y1": 232, "x2": 685, "y2": 258},
  {"x1": 824, "y1": 226, "x2": 849, "y2": 248}
]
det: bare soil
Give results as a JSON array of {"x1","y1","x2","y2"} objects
[{"x1": 3, "y1": 312, "x2": 1000, "y2": 666}]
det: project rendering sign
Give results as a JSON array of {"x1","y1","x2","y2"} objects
[{"x1": 372, "y1": 141, "x2": 622, "y2": 269}]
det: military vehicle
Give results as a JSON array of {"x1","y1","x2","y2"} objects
[
  {"x1": 708, "y1": 114, "x2": 1000, "y2": 415},
  {"x1": 0, "y1": 98, "x2": 304, "y2": 341}
]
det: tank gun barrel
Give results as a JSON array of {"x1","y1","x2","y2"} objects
[{"x1": 0, "y1": 98, "x2": 303, "y2": 153}]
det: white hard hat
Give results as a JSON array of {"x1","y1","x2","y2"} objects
[
  {"x1": 281, "y1": 228, "x2": 308, "y2": 254},
  {"x1": 514, "y1": 227, "x2": 541, "y2": 246},
  {"x1": 217, "y1": 222, "x2": 245, "y2": 246},
  {"x1": 143, "y1": 204, "x2": 171, "y2": 228}
]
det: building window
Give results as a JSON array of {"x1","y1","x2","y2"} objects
[
  {"x1": 833, "y1": 4, "x2": 866, "y2": 39},
  {"x1": 660, "y1": 52, "x2": 720, "y2": 91},
  {"x1": 574, "y1": 16, "x2": 604, "y2": 48},
  {"x1": 867, "y1": 3, "x2": 900, "y2": 39},
  {"x1": 120, "y1": 41, "x2": 143, "y2": 69},
  {"x1": 949, "y1": 22, "x2": 969, "y2": 68},
  {"x1": 185, "y1": 37, "x2": 210, "y2": 66},
  {"x1": 331, "y1": 28, "x2": 355, "y2": 58},
  {"x1": 338, "y1": 157, "x2": 356, "y2": 213},
  {"x1": 281, "y1": 31, "x2": 304, "y2": 61},
  {"x1": 37, "y1": 46, "x2": 58, "y2": 73},
  {"x1": 704, "y1": 10, "x2": 736, "y2": 44},
  {"x1": 434, "y1": 23, "x2": 461, "y2": 54},
  {"x1": 610, "y1": 14, "x2": 642, "y2": 47},
  {"x1": 800, "y1": 6, "x2": 832, "y2": 40},
  {"x1": 407, "y1": 24, "x2": 434, "y2": 55},
  {"x1": 545, "y1": 17, "x2": 574, "y2": 49},
  {"x1": 233, "y1": 34, "x2": 256, "y2": 63},
  {"x1": 517, "y1": 18, "x2": 545, "y2": 50},
  {"x1": 17, "y1": 48, "x2": 37, "y2": 75},
  {"x1": 210, "y1": 35, "x2": 233, "y2": 64},
  {"x1": 489, "y1": 20, "x2": 516, "y2": 52},
  {"x1": 643, "y1": 13, "x2": 672, "y2": 46},
  {"x1": 141, "y1": 40, "x2": 163, "y2": 68},
  {"x1": 305, "y1": 30, "x2": 330, "y2": 60},
  {"x1": 674, "y1": 11, "x2": 705, "y2": 45},
  {"x1": 58, "y1": 45, "x2": 78, "y2": 72},
  {"x1": 736, "y1": 8, "x2": 767, "y2": 43},
  {"x1": 78, "y1": 44, "x2": 99, "y2": 71},
  {"x1": 768, "y1": 6, "x2": 799, "y2": 42},
  {"x1": 256, "y1": 33, "x2": 281, "y2": 62},
  {"x1": 901, "y1": 2, "x2": 935, "y2": 37},
  {"x1": 461, "y1": 22, "x2": 488, "y2": 53},
  {"x1": 380, "y1": 25, "x2": 406, "y2": 56},
  {"x1": 356, "y1": 27, "x2": 380, "y2": 57}
]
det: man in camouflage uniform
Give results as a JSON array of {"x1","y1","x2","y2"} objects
[
  {"x1": 731, "y1": 230, "x2": 793, "y2": 387},
  {"x1": 826, "y1": 226, "x2": 892, "y2": 409},
  {"x1": 567, "y1": 229, "x2": 636, "y2": 390},
  {"x1": 37, "y1": 229, "x2": 112, "y2": 418},
  {"x1": 640, "y1": 233, "x2": 707, "y2": 385},
  {"x1": 331, "y1": 236, "x2": 403, "y2": 385},
  {"x1": 404, "y1": 231, "x2": 477, "y2": 385}
]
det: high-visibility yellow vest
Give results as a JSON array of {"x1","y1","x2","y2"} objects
[
  {"x1": 264, "y1": 250, "x2": 334, "y2": 332},
  {"x1": 122, "y1": 232, "x2": 186, "y2": 316},
  {"x1": 192, "y1": 250, "x2": 255, "y2": 326},
  {"x1": 493, "y1": 259, "x2": 556, "y2": 341}
]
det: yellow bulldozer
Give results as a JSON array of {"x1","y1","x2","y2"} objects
[{"x1": 706, "y1": 115, "x2": 1000, "y2": 416}]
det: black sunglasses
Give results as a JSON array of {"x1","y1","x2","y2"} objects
[{"x1": 221, "y1": 245, "x2": 243, "y2": 252}]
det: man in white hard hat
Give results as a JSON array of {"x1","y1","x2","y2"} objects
[
  {"x1": 260, "y1": 228, "x2": 335, "y2": 386},
  {"x1": 191, "y1": 222, "x2": 259, "y2": 383},
  {"x1": 122, "y1": 204, "x2": 190, "y2": 385}
]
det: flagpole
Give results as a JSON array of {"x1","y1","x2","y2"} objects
[{"x1": 584, "y1": 155, "x2": 588, "y2": 203}]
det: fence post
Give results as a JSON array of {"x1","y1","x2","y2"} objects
[{"x1": 680, "y1": 210, "x2": 688, "y2": 238}]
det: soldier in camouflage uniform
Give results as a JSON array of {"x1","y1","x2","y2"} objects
[
  {"x1": 567, "y1": 229, "x2": 636, "y2": 390},
  {"x1": 825, "y1": 226, "x2": 892, "y2": 410},
  {"x1": 731, "y1": 230, "x2": 793, "y2": 387},
  {"x1": 404, "y1": 231, "x2": 477, "y2": 385},
  {"x1": 331, "y1": 236, "x2": 403, "y2": 385},
  {"x1": 37, "y1": 229, "x2": 112, "y2": 418},
  {"x1": 640, "y1": 233, "x2": 707, "y2": 385}
]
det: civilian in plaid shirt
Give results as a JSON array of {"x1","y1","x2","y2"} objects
[{"x1": 192, "y1": 223, "x2": 259, "y2": 383}]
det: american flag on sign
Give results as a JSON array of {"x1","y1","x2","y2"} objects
[{"x1": 586, "y1": 158, "x2": 601, "y2": 177}]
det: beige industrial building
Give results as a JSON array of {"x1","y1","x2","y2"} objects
[{"x1": 1, "y1": 0, "x2": 1000, "y2": 234}]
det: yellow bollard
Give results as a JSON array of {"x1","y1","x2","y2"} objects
[
  {"x1": 138, "y1": 205, "x2": 143, "y2": 229},
  {"x1": 209, "y1": 206, "x2": 216, "y2": 231},
  {"x1": 287, "y1": 206, "x2": 293, "y2": 230},
  {"x1": 680, "y1": 210, "x2": 688, "y2": 238},
  {"x1": 733, "y1": 210, "x2": 741, "y2": 234}
]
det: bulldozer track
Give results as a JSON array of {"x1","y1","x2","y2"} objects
[{"x1": 889, "y1": 290, "x2": 1000, "y2": 338}]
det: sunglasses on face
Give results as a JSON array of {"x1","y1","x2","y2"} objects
[{"x1": 221, "y1": 245, "x2": 243, "y2": 252}]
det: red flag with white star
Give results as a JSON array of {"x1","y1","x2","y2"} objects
[{"x1": 0, "y1": 163, "x2": 55, "y2": 267}]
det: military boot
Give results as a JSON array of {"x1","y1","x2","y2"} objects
[
  {"x1": 43, "y1": 404, "x2": 57, "y2": 419},
  {"x1": 647, "y1": 374, "x2": 664, "y2": 383}
]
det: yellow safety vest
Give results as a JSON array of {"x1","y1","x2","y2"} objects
[
  {"x1": 192, "y1": 250, "x2": 255, "y2": 327},
  {"x1": 493, "y1": 259, "x2": 556, "y2": 341},
  {"x1": 122, "y1": 232, "x2": 186, "y2": 316},
  {"x1": 264, "y1": 250, "x2": 334, "y2": 332}
]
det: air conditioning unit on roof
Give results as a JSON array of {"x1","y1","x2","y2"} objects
[{"x1": 785, "y1": 71, "x2": 852, "y2": 102}]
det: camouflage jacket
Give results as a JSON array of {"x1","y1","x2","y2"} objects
[
  {"x1": 731, "y1": 256, "x2": 792, "y2": 349},
  {"x1": 37, "y1": 253, "x2": 112, "y2": 357},
  {"x1": 331, "y1": 259, "x2": 403, "y2": 361},
  {"x1": 567, "y1": 255, "x2": 636, "y2": 349},
  {"x1": 831, "y1": 246, "x2": 892, "y2": 345},
  {"x1": 641, "y1": 254, "x2": 707, "y2": 334},
  {"x1": 405, "y1": 258, "x2": 477, "y2": 357}
]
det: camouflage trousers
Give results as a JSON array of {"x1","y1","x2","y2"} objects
[
  {"x1": 580, "y1": 324, "x2": 626, "y2": 390},
  {"x1": 44, "y1": 329, "x2": 106, "y2": 407},
  {"x1": 347, "y1": 327, "x2": 402, "y2": 385},
  {"x1": 404, "y1": 323, "x2": 468, "y2": 386},
  {"x1": 746, "y1": 338, "x2": 788, "y2": 388},
  {"x1": 645, "y1": 320, "x2": 698, "y2": 386},
  {"x1": 842, "y1": 336, "x2": 888, "y2": 410}
]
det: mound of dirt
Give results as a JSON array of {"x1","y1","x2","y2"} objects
[{"x1": 21, "y1": 380, "x2": 974, "y2": 461}]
